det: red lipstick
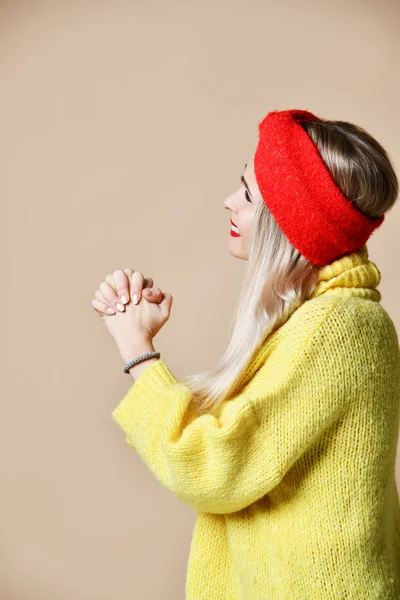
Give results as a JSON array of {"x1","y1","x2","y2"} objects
[{"x1": 230, "y1": 218, "x2": 241, "y2": 237}]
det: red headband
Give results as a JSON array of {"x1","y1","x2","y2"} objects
[{"x1": 253, "y1": 108, "x2": 385, "y2": 266}]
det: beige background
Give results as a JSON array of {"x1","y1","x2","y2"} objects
[{"x1": 1, "y1": 1, "x2": 400, "y2": 598}]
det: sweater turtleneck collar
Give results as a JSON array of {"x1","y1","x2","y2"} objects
[
  {"x1": 235, "y1": 245, "x2": 383, "y2": 395},
  {"x1": 309, "y1": 244, "x2": 382, "y2": 302}
]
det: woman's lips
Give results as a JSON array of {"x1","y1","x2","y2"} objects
[{"x1": 230, "y1": 218, "x2": 241, "y2": 237}]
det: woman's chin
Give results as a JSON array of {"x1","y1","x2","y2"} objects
[
  {"x1": 229, "y1": 247, "x2": 248, "y2": 260},
  {"x1": 229, "y1": 236, "x2": 248, "y2": 260}
]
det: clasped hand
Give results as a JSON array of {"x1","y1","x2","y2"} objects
[{"x1": 91, "y1": 268, "x2": 172, "y2": 352}]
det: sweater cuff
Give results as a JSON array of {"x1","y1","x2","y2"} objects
[{"x1": 111, "y1": 359, "x2": 180, "y2": 433}]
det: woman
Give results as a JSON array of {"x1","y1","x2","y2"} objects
[{"x1": 91, "y1": 109, "x2": 400, "y2": 598}]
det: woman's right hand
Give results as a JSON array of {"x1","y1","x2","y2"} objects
[{"x1": 92, "y1": 268, "x2": 164, "y2": 317}]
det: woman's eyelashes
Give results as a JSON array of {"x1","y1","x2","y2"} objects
[{"x1": 240, "y1": 176, "x2": 252, "y2": 203}]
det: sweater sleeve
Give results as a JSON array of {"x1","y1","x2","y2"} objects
[{"x1": 111, "y1": 303, "x2": 351, "y2": 514}]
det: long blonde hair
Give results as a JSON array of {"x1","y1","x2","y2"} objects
[{"x1": 183, "y1": 117, "x2": 399, "y2": 416}]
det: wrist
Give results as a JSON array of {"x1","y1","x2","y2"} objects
[{"x1": 119, "y1": 336, "x2": 155, "y2": 363}]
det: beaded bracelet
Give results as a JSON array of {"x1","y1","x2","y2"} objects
[{"x1": 123, "y1": 351, "x2": 161, "y2": 374}]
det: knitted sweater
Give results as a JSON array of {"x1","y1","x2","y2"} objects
[{"x1": 112, "y1": 244, "x2": 400, "y2": 599}]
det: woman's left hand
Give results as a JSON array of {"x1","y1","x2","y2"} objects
[{"x1": 91, "y1": 270, "x2": 173, "y2": 352}]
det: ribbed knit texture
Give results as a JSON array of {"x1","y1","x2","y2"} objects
[{"x1": 112, "y1": 244, "x2": 400, "y2": 599}]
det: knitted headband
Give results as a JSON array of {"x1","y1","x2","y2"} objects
[{"x1": 253, "y1": 108, "x2": 385, "y2": 266}]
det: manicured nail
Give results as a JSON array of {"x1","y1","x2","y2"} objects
[
  {"x1": 133, "y1": 294, "x2": 139, "y2": 304},
  {"x1": 116, "y1": 303, "x2": 124, "y2": 312},
  {"x1": 120, "y1": 294, "x2": 128, "y2": 304},
  {"x1": 107, "y1": 307, "x2": 116, "y2": 314}
]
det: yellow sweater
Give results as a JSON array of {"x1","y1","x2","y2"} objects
[{"x1": 112, "y1": 244, "x2": 400, "y2": 599}]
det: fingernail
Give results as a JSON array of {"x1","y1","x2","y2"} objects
[
  {"x1": 146, "y1": 290, "x2": 153, "y2": 296},
  {"x1": 120, "y1": 294, "x2": 128, "y2": 304},
  {"x1": 133, "y1": 294, "x2": 139, "y2": 304},
  {"x1": 107, "y1": 307, "x2": 116, "y2": 314},
  {"x1": 116, "y1": 303, "x2": 124, "y2": 311}
]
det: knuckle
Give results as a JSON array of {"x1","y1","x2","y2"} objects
[
  {"x1": 105, "y1": 275, "x2": 115, "y2": 289},
  {"x1": 128, "y1": 271, "x2": 145, "y2": 298},
  {"x1": 132, "y1": 271, "x2": 144, "y2": 281},
  {"x1": 113, "y1": 270, "x2": 127, "y2": 287},
  {"x1": 100, "y1": 282, "x2": 116, "y2": 300}
]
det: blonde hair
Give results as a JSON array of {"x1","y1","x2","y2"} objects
[{"x1": 183, "y1": 118, "x2": 399, "y2": 416}]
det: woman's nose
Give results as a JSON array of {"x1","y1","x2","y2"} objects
[{"x1": 223, "y1": 194, "x2": 236, "y2": 211}]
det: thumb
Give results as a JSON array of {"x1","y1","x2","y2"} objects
[
  {"x1": 143, "y1": 287, "x2": 163, "y2": 302},
  {"x1": 160, "y1": 292, "x2": 173, "y2": 314}
]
